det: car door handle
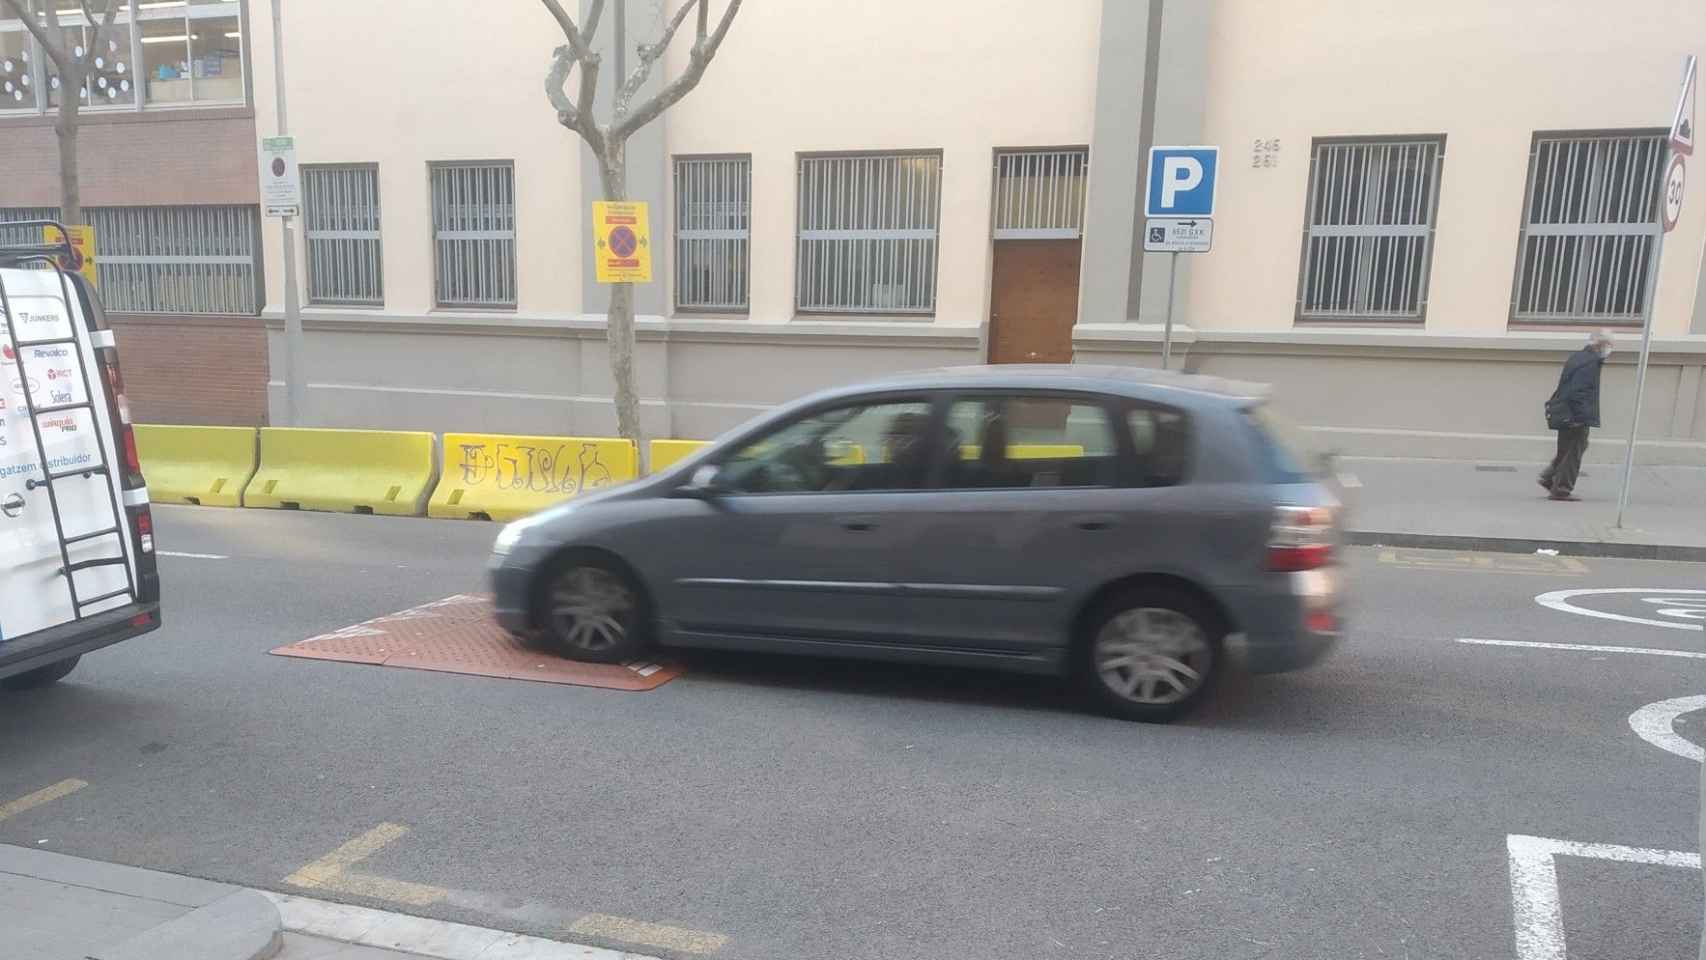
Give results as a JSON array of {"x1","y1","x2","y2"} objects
[
  {"x1": 1075, "y1": 517, "x2": 1116, "y2": 531},
  {"x1": 840, "y1": 518, "x2": 879, "y2": 532}
]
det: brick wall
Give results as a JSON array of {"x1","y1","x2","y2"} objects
[
  {"x1": 0, "y1": 111, "x2": 259, "y2": 207},
  {"x1": 106, "y1": 314, "x2": 269, "y2": 426}
]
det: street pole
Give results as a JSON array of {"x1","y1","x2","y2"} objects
[
  {"x1": 1160, "y1": 251, "x2": 1179, "y2": 370},
  {"x1": 271, "y1": 0, "x2": 304, "y2": 427},
  {"x1": 1614, "y1": 222, "x2": 1668, "y2": 528}
]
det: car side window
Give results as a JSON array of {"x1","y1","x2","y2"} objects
[
  {"x1": 938, "y1": 395, "x2": 1119, "y2": 489},
  {"x1": 1126, "y1": 404, "x2": 1191, "y2": 487},
  {"x1": 719, "y1": 400, "x2": 934, "y2": 494}
]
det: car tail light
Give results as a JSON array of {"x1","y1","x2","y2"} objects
[
  {"x1": 100, "y1": 348, "x2": 144, "y2": 488},
  {"x1": 135, "y1": 505, "x2": 154, "y2": 554},
  {"x1": 1268, "y1": 505, "x2": 1335, "y2": 572}
]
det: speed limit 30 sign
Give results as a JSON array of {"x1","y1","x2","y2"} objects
[{"x1": 1661, "y1": 154, "x2": 1685, "y2": 233}]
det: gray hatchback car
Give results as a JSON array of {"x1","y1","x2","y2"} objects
[{"x1": 489, "y1": 365, "x2": 1341, "y2": 721}]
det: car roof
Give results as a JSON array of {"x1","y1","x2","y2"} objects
[{"x1": 813, "y1": 364, "x2": 1268, "y2": 407}]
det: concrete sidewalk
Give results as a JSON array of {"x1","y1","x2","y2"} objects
[
  {"x1": 0, "y1": 845, "x2": 280, "y2": 960},
  {"x1": 0, "y1": 845, "x2": 660, "y2": 960},
  {"x1": 1339, "y1": 457, "x2": 1706, "y2": 560}
]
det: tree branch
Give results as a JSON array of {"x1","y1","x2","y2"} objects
[
  {"x1": 612, "y1": 0, "x2": 700, "y2": 117},
  {"x1": 612, "y1": 0, "x2": 742, "y2": 142},
  {"x1": 539, "y1": 0, "x2": 603, "y2": 142},
  {"x1": 2, "y1": 0, "x2": 68, "y2": 72}
]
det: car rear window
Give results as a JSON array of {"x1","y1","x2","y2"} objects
[{"x1": 1242, "y1": 405, "x2": 1317, "y2": 484}]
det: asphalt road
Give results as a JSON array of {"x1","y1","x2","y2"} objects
[{"x1": 2, "y1": 505, "x2": 1703, "y2": 960}]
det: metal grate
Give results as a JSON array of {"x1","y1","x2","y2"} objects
[
  {"x1": 797, "y1": 152, "x2": 942, "y2": 315},
  {"x1": 0, "y1": 206, "x2": 58, "y2": 250},
  {"x1": 1297, "y1": 138, "x2": 1443, "y2": 321},
  {"x1": 430, "y1": 161, "x2": 516, "y2": 309},
  {"x1": 88, "y1": 205, "x2": 261, "y2": 314},
  {"x1": 303, "y1": 164, "x2": 383, "y2": 306},
  {"x1": 1510, "y1": 132, "x2": 1667, "y2": 325},
  {"x1": 992, "y1": 148, "x2": 1088, "y2": 239},
  {"x1": 674, "y1": 155, "x2": 750, "y2": 311}
]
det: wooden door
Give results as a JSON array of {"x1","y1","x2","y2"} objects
[{"x1": 988, "y1": 239, "x2": 1082, "y2": 364}]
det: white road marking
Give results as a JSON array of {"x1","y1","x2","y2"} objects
[
  {"x1": 159, "y1": 550, "x2": 229, "y2": 560},
  {"x1": 1456, "y1": 637, "x2": 1706, "y2": 660},
  {"x1": 1508, "y1": 833, "x2": 1701, "y2": 960},
  {"x1": 267, "y1": 892, "x2": 667, "y2": 960},
  {"x1": 1628, "y1": 695, "x2": 1706, "y2": 762},
  {"x1": 1535, "y1": 587, "x2": 1706, "y2": 632}
]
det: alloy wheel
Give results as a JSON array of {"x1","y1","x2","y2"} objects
[
  {"x1": 1092, "y1": 607, "x2": 1212, "y2": 705},
  {"x1": 549, "y1": 566, "x2": 635, "y2": 655}
]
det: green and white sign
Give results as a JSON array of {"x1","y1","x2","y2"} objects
[{"x1": 258, "y1": 136, "x2": 301, "y2": 218}]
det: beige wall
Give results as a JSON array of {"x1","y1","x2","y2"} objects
[
  {"x1": 250, "y1": 0, "x2": 1102, "y2": 329},
  {"x1": 1191, "y1": 0, "x2": 1706, "y2": 336},
  {"x1": 661, "y1": 0, "x2": 1101, "y2": 327},
  {"x1": 250, "y1": 2, "x2": 584, "y2": 319}
]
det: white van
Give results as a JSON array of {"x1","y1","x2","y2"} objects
[{"x1": 0, "y1": 224, "x2": 160, "y2": 690}]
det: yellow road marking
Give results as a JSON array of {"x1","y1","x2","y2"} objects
[
  {"x1": 1377, "y1": 548, "x2": 1589, "y2": 576},
  {"x1": 569, "y1": 913, "x2": 730, "y2": 954},
  {"x1": 284, "y1": 822, "x2": 448, "y2": 906},
  {"x1": 0, "y1": 779, "x2": 87, "y2": 821}
]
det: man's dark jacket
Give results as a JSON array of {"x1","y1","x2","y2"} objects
[{"x1": 1545, "y1": 347, "x2": 1603, "y2": 430}]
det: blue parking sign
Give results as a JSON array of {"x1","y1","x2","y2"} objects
[{"x1": 1146, "y1": 146, "x2": 1219, "y2": 218}]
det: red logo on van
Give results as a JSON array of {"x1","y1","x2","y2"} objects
[{"x1": 1, "y1": 344, "x2": 13, "y2": 362}]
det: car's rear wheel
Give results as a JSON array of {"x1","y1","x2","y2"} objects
[
  {"x1": 0, "y1": 656, "x2": 81, "y2": 691},
  {"x1": 1077, "y1": 588, "x2": 1221, "y2": 723},
  {"x1": 539, "y1": 556, "x2": 649, "y2": 664}
]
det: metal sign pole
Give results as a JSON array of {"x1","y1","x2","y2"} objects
[
  {"x1": 272, "y1": 0, "x2": 304, "y2": 427},
  {"x1": 1614, "y1": 224, "x2": 1667, "y2": 528},
  {"x1": 1161, "y1": 251, "x2": 1179, "y2": 370}
]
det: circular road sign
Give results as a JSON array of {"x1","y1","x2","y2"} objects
[
  {"x1": 608, "y1": 224, "x2": 638, "y2": 258},
  {"x1": 1661, "y1": 154, "x2": 1686, "y2": 232}
]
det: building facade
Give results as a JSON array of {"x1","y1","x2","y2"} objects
[
  {"x1": 0, "y1": 0, "x2": 266, "y2": 425},
  {"x1": 8, "y1": 1, "x2": 1705, "y2": 462}
]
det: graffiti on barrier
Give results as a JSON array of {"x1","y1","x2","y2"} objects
[{"x1": 457, "y1": 441, "x2": 616, "y2": 498}]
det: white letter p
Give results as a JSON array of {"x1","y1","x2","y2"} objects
[{"x1": 1161, "y1": 158, "x2": 1203, "y2": 209}]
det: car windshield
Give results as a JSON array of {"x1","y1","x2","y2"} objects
[{"x1": 1242, "y1": 404, "x2": 1319, "y2": 483}]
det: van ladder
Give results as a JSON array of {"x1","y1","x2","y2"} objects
[{"x1": 0, "y1": 225, "x2": 138, "y2": 617}]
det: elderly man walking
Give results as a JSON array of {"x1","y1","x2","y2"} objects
[{"x1": 1539, "y1": 330, "x2": 1613, "y2": 501}]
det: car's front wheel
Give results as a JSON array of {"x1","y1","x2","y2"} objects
[
  {"x1": 1077, "y1": 588, "x2": 1221, "y2": 723},
  {"x1": 0, "y1": 656, "x2": 81, "y2": 691},
  {"x1": 539, "y1": 556, "x2": 649, "y2": 664}
]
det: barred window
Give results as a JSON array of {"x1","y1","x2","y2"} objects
[
  {"x1": 0, "y1": 206, "x2": 57, "y2": 248},
  {"x1": 674, "y1": 155, "x2": 750, "y2": 311},
  {"x1": 88, "y1": 205, "x2": 261, "y2": 314},
  {"x1": 1297, "y1": 138, "x2": 1443, "y2": 321},
  {"x1": 1511, "y1": 131, "x2": 1667, "y2": 325},
  {"x1": 797, "y1": 152, "x2": 941, "y2": 315},
  {"x1": 992, "y1": 148, "x2": 1088, "y2": 239},
  {"x1": 303, "y1": 164, "x2": 383, "y2": 306},
  {"x1": 430, "y1": 161, "x2": 516, "y2": 309},
  {"x1": 2, "y1": 205, "x2": 262, "y2": 313}
]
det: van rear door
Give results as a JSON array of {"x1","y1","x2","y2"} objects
[{"x1": 0, "y1": 266, "x2": 136, "y2": 643}]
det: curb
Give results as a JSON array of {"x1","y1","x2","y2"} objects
[
  {"x1": 92, "y1": 889, "x2": 282, "y2": 960},
  {"x1": 1346, "y1": 530, "x2": 1706, "y2": 563}
]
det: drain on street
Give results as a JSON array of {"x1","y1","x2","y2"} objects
[{"x1": 269, "y1": 594, "x2": 681, "y2": 691}]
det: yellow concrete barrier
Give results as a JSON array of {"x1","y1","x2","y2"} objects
[
  {"x1": 960, "y1": 444, "x2": 1085, "y2": 460},
  {"x1": 247, "y1": 428, "x2": 436, "y2": 516},
  {"x1": 649, "y1": 439, "x2": 710, "y2": 473},
  {"x1": 429, "y1": 433, "x2": 638, "y2": 521},
  {"x1": 133, "y1": 424, "x2": 257, "y2": 507}
]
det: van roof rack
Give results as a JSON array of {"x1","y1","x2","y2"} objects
[{"x1": 0, "y1": 219, "x2": 76, "y2": 268}]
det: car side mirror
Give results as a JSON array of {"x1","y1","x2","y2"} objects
[{"x1": 677, "y1": 463, "x2": 726, "y2": 499}]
